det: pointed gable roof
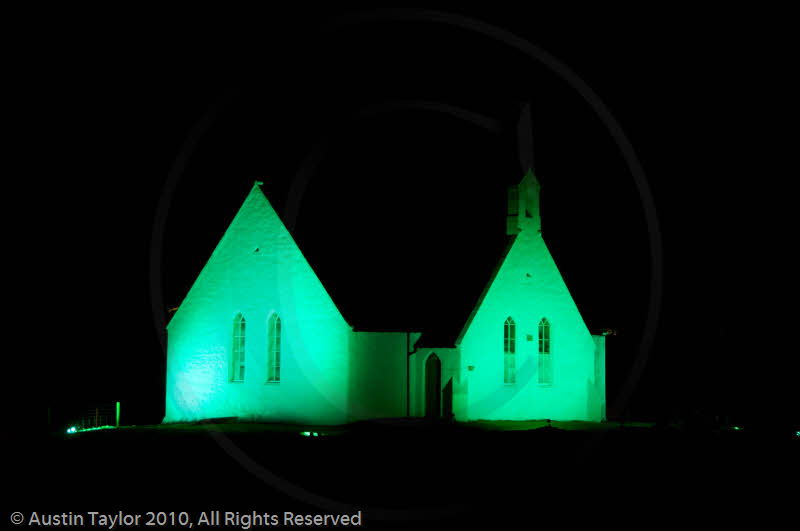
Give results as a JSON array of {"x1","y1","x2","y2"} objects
[
  {"x1": 169, "y1": 174, "x2": 594, "y2": 343},
  {"x1": 167, "y1": 180, "x2": 351, "y2": 331},
  {"x1": 454, "y1": 234, "x2": 518, "y2": 346},
  {"x1": 413, "y1": 234, "x2": 517, "y2": 349}
]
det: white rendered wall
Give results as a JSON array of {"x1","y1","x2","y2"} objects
[
  {"x1": 347, "y1": 331, "x2": 408, "y2": 421},
  {"x1": 458, "y1": 228, "x2": 599, "y2": 421},
  {"x1": 590, "y1": 334, "x2": 607, "y2": 421},
  {"x1": 457, "y1": 171, "x2": 600, "y2": 421},
  {"x1": 164, "y1": 184, "x2": 352, "y2": 425}
]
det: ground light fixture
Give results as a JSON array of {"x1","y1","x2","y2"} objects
[{"x1": 66, "y1": 425, "x2": 116, "y2": 435}]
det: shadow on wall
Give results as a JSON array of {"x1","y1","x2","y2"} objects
[{"x1": 346, "y1": 333, "x2": 408, "y2": 422}]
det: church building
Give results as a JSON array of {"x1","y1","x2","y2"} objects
[{"x1": 163, "y1": 170, "x2": 606, "y2": 425}]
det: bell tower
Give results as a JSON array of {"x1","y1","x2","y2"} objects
[{"x1": 506, "y1": 169, "x2": 541, "y2": 235}]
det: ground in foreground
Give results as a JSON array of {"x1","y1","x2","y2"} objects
[{"x1": 6, "y1": 418, "x2": 797, "y2": 528}]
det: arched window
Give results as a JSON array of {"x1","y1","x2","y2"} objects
[
  {"x1": 267, "y1": 313, "x2": 281, "y2": 382},
  {"x1": 504, "y1": 316, "x2": 516, "y2": 384},
  {"x1": 538, "y1": 317, "x2": 552, "y2": 384},
  {"x1": 231, "y1": 313, "x2": 245, "y2": 382}
]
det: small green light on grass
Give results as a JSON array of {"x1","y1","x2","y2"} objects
[
  {"x1": 67, "y1": 425, "x2": 115, "y2": 434},
  {"x1": 301, "y1": 431, "x2": 310, "y2": 436}
]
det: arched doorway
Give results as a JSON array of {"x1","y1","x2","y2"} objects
[{"x1": 425, "y1": 354, "x2": 441, "y2": 419}]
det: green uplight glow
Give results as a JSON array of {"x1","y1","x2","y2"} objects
[
  {"x1": 164, "y1": 176, "x2": 606, "y2": 424},
  {"x1": 452, "y1": 170, "x2": 605, "y2": 421},
  {"x1": 67, "y1": 425, "x2": 116, "y2": 434},
  {"x1": 165, "y1": 184, "x2": 357, "y2": 425},
  {"x1": 79, "y1": 425, "x2": 116, "y2": 432}
]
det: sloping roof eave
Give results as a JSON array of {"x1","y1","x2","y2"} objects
[{"x1": 453, "y1": 234, "x2": 518, "y2": 347}]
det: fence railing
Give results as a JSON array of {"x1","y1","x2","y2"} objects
[{"x1": 69, "y1": 402, "x2": 120, "y2": 431}]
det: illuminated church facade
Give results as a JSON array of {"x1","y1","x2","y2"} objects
[{"x1": 163, "y1": 171, "x2": 606, "y2": 425}]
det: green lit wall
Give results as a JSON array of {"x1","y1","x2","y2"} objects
[
  {"x1": 165, "y1": 184, "x2": 354, "y2": 424},
  {"x1": 453, "y1": 172, "x2": 604, "y2": 421},
  {"x1": 591, "y1": 335, "x2": 607, "y2": 421},
  {"x1": 456, "y1": 230, "x2": 600, "y2": 420},
  {"x1": 347, "y1": 332, "x2": 408, "y2": 420},
  {"x1": 165, "y1": 174, "x2": 604, "y2": 425}
]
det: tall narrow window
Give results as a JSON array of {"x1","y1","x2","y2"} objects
[
  {"x1": 267, "y1": 313, "x2": 281, "y2": 382},
  {"x1": 231, "y1": 313, "x2": 245, "y2": 382},
  {"x1": 504, "y1": 316, "x2": 516, "y2": 384},
  {"x1": 538, "y1": 318, "x2": 552, "y2": 384}
]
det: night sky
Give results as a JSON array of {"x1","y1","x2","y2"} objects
[{"x1": 8, "y1": 8, "x2": 795, "y2": 432}]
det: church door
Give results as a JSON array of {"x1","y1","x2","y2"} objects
[{"x1": 425, "y1": 354, "x2": 441, "y2": 419}]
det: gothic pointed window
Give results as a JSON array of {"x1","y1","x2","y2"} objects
[
  {"x1": 231, "y1": 313, "x2": 245, "y2": 382},
  {"x1": 504, "y1": 317, "x2": 516, "y2": 384},
  {"x1": 267, "y1": 313, "x2": 281, "y2": 382},
  {"x1": 538, "y1": 318, "x2": 552, "y2": 385}
]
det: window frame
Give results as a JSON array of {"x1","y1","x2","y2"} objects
[
  {"x1": 231, "y1": 313, "x2": 246, "y2": 382},
  {"x1": 267, "y1": 313, "x2": 281, "y2": 383},
  {"x1": 504, "y1": 316, "x2": 516, "y2": 385},
  {"x1": 538, "y1": 317, "x2": 552, "y2": 385}
]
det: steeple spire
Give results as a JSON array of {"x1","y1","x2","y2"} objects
[
  {"x1": 506, "y1": 169, "x2": 541, "y2": 235},
  {"x1": 507, "y1": 103, "x2": 541, "y2": 235}
]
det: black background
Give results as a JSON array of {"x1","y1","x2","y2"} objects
[{"x1": 7, "y1": 7, "x2": 796, "y2": 435}]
